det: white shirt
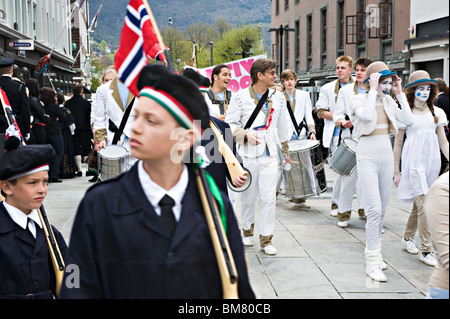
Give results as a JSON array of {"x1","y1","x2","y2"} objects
[
  {"x1": 137, "y1": 161, "x2": 188, "y2": 222},
  {"x1": 2, "y1": 201, "x2": 42, "y2": 238}
]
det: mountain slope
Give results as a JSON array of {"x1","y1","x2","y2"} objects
[{"x1": 88, "y1": 0, "x2": 271, "y2": 47}]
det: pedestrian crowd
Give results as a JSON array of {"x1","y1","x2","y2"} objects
[{"x1": 0, "y1": 54, "x2": 448, "y2": 299}]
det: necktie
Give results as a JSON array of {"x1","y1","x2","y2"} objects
[
  {"x1": 159, "y1": 195, "x2": 176, "y2": 236},
  {"x1": 26, "y1": 218, "x2": 36, "y2": 242}
]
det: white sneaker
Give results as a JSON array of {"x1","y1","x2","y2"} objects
[
  {"x1": 381, "y1": 261, "x2": 387, "y2": 270},
  {"x1": 420, "y1": 252, "x2": 437, "y2": 267},
  {"x1": 337, "y1": 220, "x2": 348, "y2": 228},
  {"x1": 330, "y1": 208, "x2": 338, "y2": 217},
  {"x1": 262, "y1": 245, "x2": 277, "y2": 255},
  {"x1": 402, "y1": 238, "x2": 419, "y2": 254},
  {"x1": 243, "y1": 236, "x2": 253, "y2": 246},
  {"x1": 297, "y1": 203, "x2": 311, "y2": 209},
  {"x1": 366, "y1": 266, "x2": 387, "y2": 282}
]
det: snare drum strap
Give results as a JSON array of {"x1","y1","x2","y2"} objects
[
  {"x1": 244, "y1": 89, "x2": 270, "y2": 130},
  {"x1": 286, "y1": 100, "x2": 307, "y2": 138},
  {"x1": 112, "y1": 97, "x2": 135, "y2": 145}
]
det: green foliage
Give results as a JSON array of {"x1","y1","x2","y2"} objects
[{"x1": 90, "y1": 76, "x2": 102, "y2": 92}]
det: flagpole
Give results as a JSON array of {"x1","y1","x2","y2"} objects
[{"x1": 141, "y1": 0, "x2": 175, "y2": 71}]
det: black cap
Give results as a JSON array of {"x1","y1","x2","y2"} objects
[
  {"x1": 182, "y1": 68, "x2": 211, "y2": 90},
  {"x1": 136, "y1": 64, "x2": 210, "y2": 133},
  {"x1": 0, "y1": 137, "x2": 55, "y2": 180},
  {"x1": 0, "y1": 58, "x2": 14, "y2": 68}
]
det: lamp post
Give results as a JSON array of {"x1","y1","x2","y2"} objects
[
  {"x1": 207, "y1": 41, "x2": 215, "y2": 66},
  {"x1": 268, "y1": 25, "x2": 295, "y2": 73}
]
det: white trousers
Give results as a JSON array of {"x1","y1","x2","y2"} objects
[
  {"x1": 330, "y1": 136, "x2": 342, "y2": 207},
  {"x1": 239, "y1": 155, "x2": 279, "y2": 236},
  {"x1": 338, "y1": 168, "x2": 364, "y2": 213},
  {"x1": 357, "y1": 158, "x2": 393, "y2": 251}
]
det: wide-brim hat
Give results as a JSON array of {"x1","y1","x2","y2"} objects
[
  {"x1": 136, "y1": 64, "x2": 210, "y2": 140},
  {"x1": 363, "y1": 61, "x2": 397, "y2": 84},
  {"x1": 0, "y1": 137, "x2": 55, "y2": 180},
  {"x1": 404, "y1": 70, "x2": 438, "y2": 89}
]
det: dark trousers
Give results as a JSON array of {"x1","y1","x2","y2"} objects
[
  {"x1": 31, "y1": 124, "x2": 47, "y2": 144},
  {"x1": 73, "y1": 129, "x2": 92, "y2": 157},
  {"x1": 46, "y1": 134, "x2": 64, "y2": 180}
]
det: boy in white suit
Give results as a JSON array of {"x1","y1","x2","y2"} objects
[
  {"x1": 316, "y1": 56, "x2": 354, "y2": 216},
  {"x1": 333, "y1": 56, "x2": 373, "y2": 227},
  {"x1": 92, "y1": 76, "x2": 138, "y2": 170}
]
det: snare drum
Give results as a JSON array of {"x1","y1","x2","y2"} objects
[
  {"x1": 98, "y1": 145, "x2": 128, "y2": 181},
  {"x1": 283, "y1": 140, "x2": 327, "y2": 198},
  {"x1": 328, "y1": 138, "x2": 357, "y2": 176}
]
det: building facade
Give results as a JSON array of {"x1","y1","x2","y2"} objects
[
  {"x1": 0, "y1": 0, "x2": 91, "y2": 92},
  {"x1": 405, "y1": 0, "x2": 449, "y2": 83},
  {"x1": 270, "y1": 0, "x2": 412, "y2": 90}
]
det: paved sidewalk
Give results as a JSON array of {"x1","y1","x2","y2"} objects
[{"x1": 43, "y1": 164, "x2": 434, "y2": 299}]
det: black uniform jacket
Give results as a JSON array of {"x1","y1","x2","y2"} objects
[
  {"x1": 59, "y1": 163, "x2": 255, "y2": 299},
  {"x1": 0, "y1": 203, "x2": 68, "y2": 299},
  {"x1": 0, "y1": 76, "x2": 31, "y2": 135}
]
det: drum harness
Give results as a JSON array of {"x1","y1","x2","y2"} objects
[
  {"x1": 111, "y1": 97, "x2": 136, "y2": 145},
  {"x1": 207, "y1": 89, "x2": 232, "y2": 115}
]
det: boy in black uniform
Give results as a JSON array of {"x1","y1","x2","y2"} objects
[
  {"x1": 59, "y1": 65, "x2": 255, "y2": 299},
  {"x1": 0, "y1": 137, "x2": 67, "y2": 298}
]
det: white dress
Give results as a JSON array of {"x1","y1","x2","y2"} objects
[{"x1": 398, "y1": 108, "x2": 447, "y2": 202}]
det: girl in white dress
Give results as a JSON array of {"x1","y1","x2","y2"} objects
[
  {"x1": 350, "y1": 61, "x2": 414, "y2": 282},
  {"x1": 393, "y1": 70, "x2": 449, "y2": 266}
]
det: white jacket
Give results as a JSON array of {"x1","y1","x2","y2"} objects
[
  {"x1": 333, "y1": 82, "x2": 360, "y2": 140},
  {"x1": 92, "y1": 78, "x2": 138, "y2": 146},
  {"x1": 350, "y1": 91, "x2": 414, "y2": 138},
  {"x1": 225, "y1": 87, "x2": 292, "y2": 158},
  {"x1": 315, "y1": 78, "x2": 354, "y2": 148},
  {"x1": 286, "y1": 89, "x2": 315, "y2": 139}
]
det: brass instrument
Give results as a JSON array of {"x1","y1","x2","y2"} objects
[{"x1": 209, "y1": 120, "x2": 252, "y2": 192}]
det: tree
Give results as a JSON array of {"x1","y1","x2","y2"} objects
[
  {"x1": 162, "y1": 27, "x2": 193, "y2": 65},
  {"x1": 184, "y1": 23, "x2": 218, "y2": 50},
  {"x1": 214, "y1": 18, "x2": 232, "y2": 38},
  {"x1": 211, "y1": 24, "x2": 264, "y2": 66}
]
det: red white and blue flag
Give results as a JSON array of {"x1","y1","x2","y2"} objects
[
  {"x1": 0, "y1": 87, "x2": 26, "y2": 145},
  {"x1": 88, "y1": 0, "x2": 104, "y2": 33},
  {"x1": 115, "y1": 0, "x2": 166, "y2": 96}
]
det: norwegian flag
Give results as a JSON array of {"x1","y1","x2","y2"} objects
[
  {"x1": 0, "y1": 87, "x2": 26, "y2": 145},
  {"x1": 114, "y1": 0, "x2": 166, "y2": 96}
]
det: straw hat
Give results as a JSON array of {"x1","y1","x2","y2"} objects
[
  {"x1": 363, "y1": 61, "x2": 397, "y2": 84},
  {"x1": 404, "y1": 70, "x2": 438, "y2": 89}
]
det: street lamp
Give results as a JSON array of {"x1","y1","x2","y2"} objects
[
  {"x1": 268, "y1": 25, "x2": 295, "y2": 73},
  {"x1": 207, "y1": 41, "x2": 215, "y2": 66}
]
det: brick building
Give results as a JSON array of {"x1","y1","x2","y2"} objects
[{"x1": 270, "y1": 0, "x2": 412, "y2": 90}]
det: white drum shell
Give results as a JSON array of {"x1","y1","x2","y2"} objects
[
  {"x1": 328, "y1": 138, "x2": 357, "y2": 176},
  {"x1": 98, "y1": 145, "x2": 129, "y2": 181},
  {"x1": 283, "y1": 140, "x2": 327, "y2": 198}
]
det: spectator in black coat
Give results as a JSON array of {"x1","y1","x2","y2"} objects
[
  {"x1": 434, "y1": 78, "x2": 449, "y2": 121},
  {"x1": 26, "y1": 78, "x2": 49, "y2": 144},
  {"x1": 64, "y1": 84, "x2": 92, "y2": 176},
  {"x1": 41, "y1": 87, "x2": 65, "y2": 183}
]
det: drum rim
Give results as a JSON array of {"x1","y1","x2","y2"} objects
[
  {"x1": 99, "y1": 145, "x2": 128, "y2": 159},
  {"x1": 342, "y1": 137, "x2": 357, "y2": 155},
  {"x1": 288, "y1": 139, "x2": 319, "y2": 151}
]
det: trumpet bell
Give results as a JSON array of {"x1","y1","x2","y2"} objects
[{"x1": 227, "y1": 167, "x2": 252, "y2": 193}]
